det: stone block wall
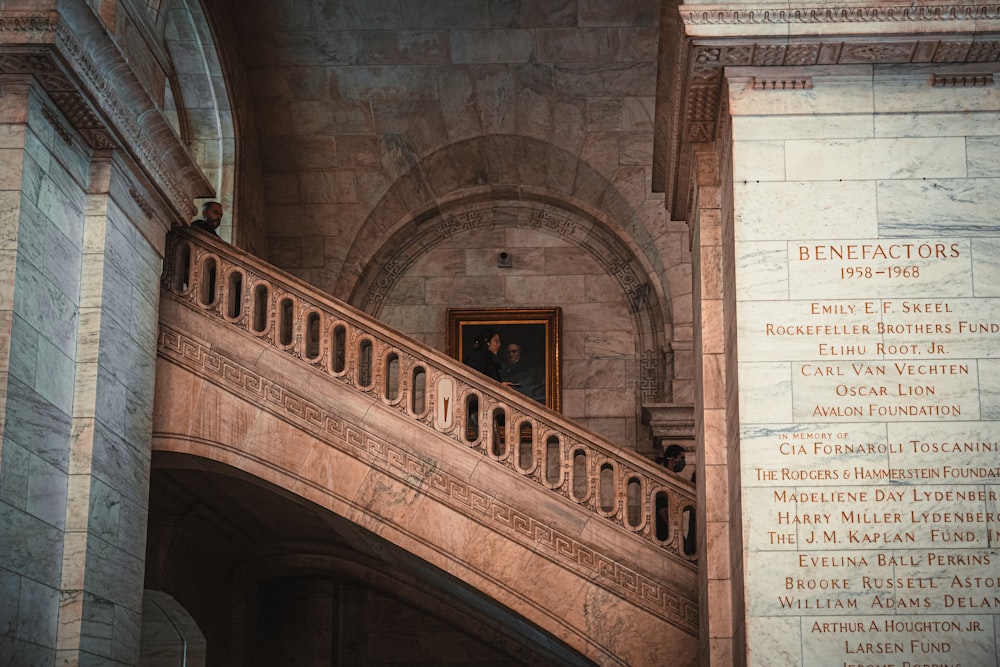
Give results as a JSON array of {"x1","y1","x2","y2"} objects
[
  {"x1": 0, "y1": 75, "x2": 167, "y2": 665},
  {"x1": 727, "y1": 63, "x2": 1000, "y2": 666}
]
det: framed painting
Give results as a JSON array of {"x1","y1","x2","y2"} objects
[{"x1": 446, "y1": 307, "x2": 562, "y2": 411}]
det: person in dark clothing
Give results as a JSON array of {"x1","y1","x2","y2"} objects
[
  {"x1": 464, "y1": 328, "x2": 504, "y2": 382},
  {"x1": 190, "y1": 201, "x2": 223, "y2": 236},
  {"x1": 657, "y1": 444, "x2": 688, "y2": 475}
]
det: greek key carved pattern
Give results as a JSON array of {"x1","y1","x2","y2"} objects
[
  {"x1": 528, "y1": 209, "x2": 577, "y2": 237},
  {"x1": 438, "y1": 210, "x2": 483, "y2": 238},
  {"x1": 157, "y1": 323, "x2": 697, "y2": 631},
  {"x1": 640, "y1": 350, "x2": 661, "y2": 402}
]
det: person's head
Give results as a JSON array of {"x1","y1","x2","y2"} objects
[
  {"x1": 473, "y1": 328, "x2": 501, "y2": 356},
  {"x1": 504, "y1": 343, "x2": 522, "y2": 364},
  {"x1": 200, "y1": 201, "x2": 223, "y2": 229},
  {"x1": 661, "y1": 444, "x2": 687, "y2": 473}
]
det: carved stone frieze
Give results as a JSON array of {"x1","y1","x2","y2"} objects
[
  {"x1": 680, "y1": 3, "x2": 1000, "y2": 26},
  {"x1": 0, "y1": 13, "x2": 58, "y2": 34}
]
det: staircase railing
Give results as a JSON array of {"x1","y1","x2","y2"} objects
[{"x1": 161, "y1": 228, "x2": 697, "y2": 562}]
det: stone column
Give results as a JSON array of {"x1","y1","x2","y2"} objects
[
  {"x1": 691, "y1": 144, "x2": 745, "y2": 666},
  {"x1": 0, "y1": 75, "x2": 90, "y2": 664},
  {"x1": 0, "y1": 76, "x2": 163, "y2": 665}
]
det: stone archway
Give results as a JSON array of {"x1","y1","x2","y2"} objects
[
  {"x1": 140, "y1": 590, "x2": 207, "y2": 666},
  {"x1": 161, "y1": 0, "x2": 237, "y2": 238},
  {"x1": 343, "y1": 135, "x2": 677, "y2": 410}
]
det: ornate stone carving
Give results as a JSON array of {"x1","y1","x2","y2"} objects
[
  {"x1": 0, "y1": 15, "x2": 58, "y2": 33},
  {"x1": 680, "y1": 4, "x2": 1000, "y2": 26},
  {"x1": 660, "y1": 1, "x2": 1000, "y2": 216},
  {"x1": 129, "y1": 186, "x2": 154, "y2": 218},
  {"x1": 41, "y1": 104, "x2": 72, "y2": 144},
  {"x1": 753, "y1": 76, "x2": 813, "y2": 90},
  {"x1": 932, "y1": 72, "x2": 995, "y2": 86}
]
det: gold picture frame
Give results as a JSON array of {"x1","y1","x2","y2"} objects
[{"x1": 446, "y1": 307, "x2": 562, "y2": 411}]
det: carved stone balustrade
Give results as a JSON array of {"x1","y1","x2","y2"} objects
[{"x1": 161, "y1": 228, "x2": 698, "y2": 562}]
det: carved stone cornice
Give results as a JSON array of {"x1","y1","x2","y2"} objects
[
  {"x1": 0, "y1": 9, "x2": 211, "y2": 221},
  {"x1": 680, "y1": 2, "x2": 1000, "y2": 28},
  {"x1": 657, "y1": 1, "x2": 1000, "y2": 218}
]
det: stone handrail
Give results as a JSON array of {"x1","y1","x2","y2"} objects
[{"x1": 161, "y1": 228, "x2": 697, "y2": 562}]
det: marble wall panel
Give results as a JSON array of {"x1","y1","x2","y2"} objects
[
  {"x1": 875, "y1": 111, "x2": 1000, "y2": 139},
  {"x1": 0, "y1": 500, "x2": 64, "y2": 585},
  {"x1": 727, "y1": 69, "x2": 875, "y2": 116},
  {"x1": 0, "y1": 439, "x2": 29, "y2": 510},
  {"x1": 451, "y1": 29, "x2": 534, "y2": 64},
  {"x1": 313, "y1": 0, "x2": 403, "y2": 30},
  {"x1": 274, "y1": 31, "x2": 365, "y2": 67},
  {"x1": 338, "y1": 65, "x2": 442, "y2": 100},
  {"x1": 537, "y1": 28, "x2": 617, "y2": 63},
  {"x1": 363, "y1": 30, "x2": 450, "y2": 65},
  {"x1": 14, "y1": 576, "x2": 58, "y2": 647},
  {"x1": 966, "y1": 136, "x2": 1000, "y2": 177},
  {"x1": 732, "y1": 114, "x2": 874, "y2": 142},
  {"x1": 735, "y1": 241, "x2": 788, "y2": 302},
  {"x1": 732, "y1": 140, "x2": 785, "y2": 182},
  {"x1": 730, "y1": 66, "x2": 1000, "y2": 667},
  {"x1": 733, "y1": 180, "x2": 878, "y2": 242},
  {"x1": 488, "y1": 0, "x2": 577, "y2": 28},
  {"x1": 5, "y1": 314, "x2": 35, "y2": 398},
  {"x1": 874, "y1": 75, "x2": 1000, "y2": 114},
  {"x1": 587, "y1": 98, "x2": 622, "y2": 131},
  {"x1": 622, "y1": 96, "x2": 655, "y2": 130},
  {"x1": 32, "y1": 336, "x2": 73, "y2": 417},
  {"x1": 877, "y1": 179, "x2": 1000, "y2": 234},
  {"x1": 400, "y1": 1, "x2": 490, "y2": 29},
  {"x1": 579, "y1": 0, "x2": 659, "y2": 27},
  {"x1": 786, "y1": 137, "x2": 966, "y2": 181},
  {"x1": 553, "y1": 61, "x2": 657, "y2": 97}
]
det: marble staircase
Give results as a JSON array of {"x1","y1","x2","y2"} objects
[{"x1": 152, "y1": 228, "x2": 699, "y2": 666}]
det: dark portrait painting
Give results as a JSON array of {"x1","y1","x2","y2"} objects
[{"x1": 446, "y1": 307, "x2": 562, "y2": 411}]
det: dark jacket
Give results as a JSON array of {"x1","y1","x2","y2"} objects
[{"x1": 464, "y1": 348, "x2": 503, "y2": 382}]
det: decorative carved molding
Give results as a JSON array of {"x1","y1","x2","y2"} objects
[
  {"x1": 129, "y1": 186, "x2": 154, "y2": 218},
  {"x1": 753, "y1": 76, "x2": 813, "y2": 90},
  {"x1": 659, "y1": 0, "x2": 1000, "y2": 216},
  {"x1": 680, "y1": 4, "x2": 1000, "y2": 26},
  {"x1": 0, "y1": 14, "x2": 58, "y2": 33},
  {"x1": 158, "y1": 323, "x2": 699, "y2": 633},
  {"x1": 933, "y1": 72, "x2": 995, "y2": 86},
  {"x1": 53, "y1": 24, "x2": 190, "y2": 210},
  {"x1": 41, "y1": 104, "x2": 72, "y2": 144},
  {"x1": 642, "y1": 403, "x2": 696, "y2": 446},
  {"x1": 0, "y1": 9, "x2": 206, "y2": 220}
]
